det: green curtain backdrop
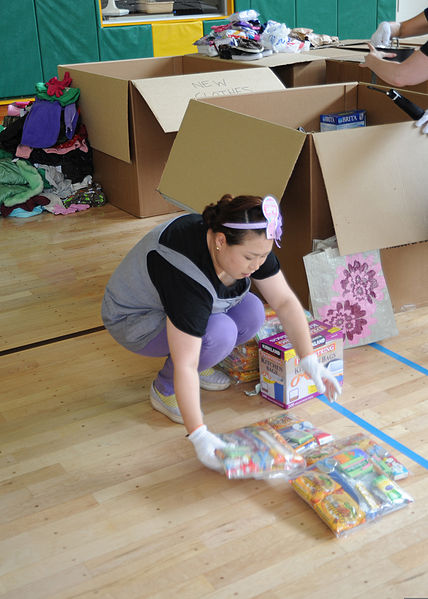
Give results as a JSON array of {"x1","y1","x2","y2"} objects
[
  {"x1": 35, "y1": 0, "x2": 100, "y2": 80},
  {"x1": 99, "y1": 25, "x2": 153, "y2": 61},
  {"x1": 1, "y1": 0, "x2": 43, "y2": 98}
]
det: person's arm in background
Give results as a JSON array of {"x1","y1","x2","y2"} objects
[
  {"x1": 253, "y1": 271, "x2": 341, "y2": 402},
  {"x1": 371, "y1": 10, "x2": 428, "y2": 46},
  {"x1": 361, "y1": 43, "x2": 428, "y2": 86},
  {"x1": 363, "y1": 9, "x2": 428, "y2": 87}
]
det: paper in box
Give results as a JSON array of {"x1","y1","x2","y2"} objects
[{"x1": 259, "y1": 320, "x2": 344, "y2": 409}]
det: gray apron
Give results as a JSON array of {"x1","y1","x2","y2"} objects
[{"x1": 102, "y1": 215, "x2": 250, "y2": 352}]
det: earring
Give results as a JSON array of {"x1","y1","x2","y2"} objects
[{"x1": 216, "y1": 246, "x2": 220, "y2": 251}]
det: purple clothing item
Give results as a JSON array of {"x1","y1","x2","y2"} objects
[
  {"x1": 21, "y1": 99, "x2": 62, "y2": 148},
  {"x1": 135, "y1": 292, "x2": 266, "y2": 396},
  {"x1": 64, "y1": 103, "x2": 78, "y2": 140}
]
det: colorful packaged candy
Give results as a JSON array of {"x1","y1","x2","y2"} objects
[
  {"x1": 216, "y1": 421, "x2": 306, "y2": 480},
  {"x1": 265, "y1": 414, "x2": 334, "y2": 453},
  {"x1": 290, "y1": 445, "x2": 413, "y2": 537}
]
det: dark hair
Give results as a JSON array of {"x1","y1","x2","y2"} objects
[{"x1": 202, "y1": 194, "x2": 266, "y2": 246}]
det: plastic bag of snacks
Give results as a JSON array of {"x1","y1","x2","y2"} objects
[
  {"x1": 215, "y1": 417, "x2": 306, "y2": 480},
  {"x1": 303, "y1": 433, "x2": 409, "y2": 480},
  {"x1": 290, "y1": 444, "x2": 413, "y2": 537}
]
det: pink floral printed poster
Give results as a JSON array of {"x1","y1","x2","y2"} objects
[{"x1": 303, "y1": 247, "x2": 398, "y2": 348}]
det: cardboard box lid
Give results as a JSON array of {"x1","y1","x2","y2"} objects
[
  {"x1": 158, "y1": 98, "x2": 306, "y2": 212},
  {"x1": 313, "y1": 122, "x2": 428, "y2": 255},
  {"x1": 131, "y1": 67, "x2": 285, "y2": 134}
]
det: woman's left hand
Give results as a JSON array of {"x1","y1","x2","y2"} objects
[{"x1": 299, "y1": 354, "x2": 342, "y2": 403}]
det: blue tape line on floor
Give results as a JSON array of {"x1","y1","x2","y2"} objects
[
  {"x1": 370, "y1": 341, "x2": 428, "y2": 376},
  {"x1": 319, "y1": 396, "x2": 428, "y2": 470}
]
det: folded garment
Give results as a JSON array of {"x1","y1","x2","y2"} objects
[{"x1": 0, "y1": 159, "x2": 44, "y2": 207}]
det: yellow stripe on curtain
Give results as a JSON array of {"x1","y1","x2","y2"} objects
[{"x1": 152, "y1": 21, "x2": 203, "y2": 57}]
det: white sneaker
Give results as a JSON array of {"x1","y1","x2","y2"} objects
[
  {"x1": 199, "y1": 368, "x2": 231, "y2": 391},
  {"x1": 150, "y1": 382, "x2": 184, "y2": 424}
]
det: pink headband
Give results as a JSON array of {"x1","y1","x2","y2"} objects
[{"x1": 222, "y1": 196, "x2": 283, "y2": 247}]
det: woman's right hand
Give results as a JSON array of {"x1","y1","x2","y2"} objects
[
  {"x1": 188, "y1": 424, "x2": 229, "y2": 472},
  {"x1": 370, "y1": 21, "x2": 392, "y2": 47}
]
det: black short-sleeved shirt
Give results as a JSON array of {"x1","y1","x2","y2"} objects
[{"x1": 147, "y1": 214, "x2": 280, "y2": 337}]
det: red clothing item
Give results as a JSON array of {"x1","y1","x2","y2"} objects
[{"x1": 46, "y1": 72, "x2": 72, "y2": 98}]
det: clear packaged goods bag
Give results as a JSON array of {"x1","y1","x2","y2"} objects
[
  {"x1": 215, "y1": 414, "x2": 334, "y2": 480},
  {"x1": 290, "y1": 443, "x2": 413, "y2": 537}
]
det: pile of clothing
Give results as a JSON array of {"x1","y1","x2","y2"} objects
[
  {"x1": 193, "y1": 9, "x2": 338, "y2": 60},
  {"x1": 0, "y1": 72, "x2": 105, "y2": 218}
]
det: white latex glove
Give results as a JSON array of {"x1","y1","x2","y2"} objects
[
  {"x1": 370, "y1": 21, "x2": 392, "y2": 47},
  {"x1": 188, "y1": 424, "x2": 228, "y2": 472},
  {"x1": 415, "y1": 110, "x2": 428, "y2": 134},
  {"x1": 299, "y1": 353, "x2": 342, "y2": 403}
]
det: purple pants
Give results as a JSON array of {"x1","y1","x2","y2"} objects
[{"x1": 136, "y1": 292, "x2": 265, "y2": 395}]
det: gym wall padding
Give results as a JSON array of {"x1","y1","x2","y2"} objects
[
  {"x1": 99, "y1": 25, "x2": 153, "y2": 61},
  {"x1": 152, "y1": 21, "x2": 203, "y2": 57},
  {"x1": 35, "y1": 0, "x2": 100, "y2": 80},
  {"x1": 338, "y1": 0, "x2": 377, "y2": 39},
  {"x1": 296, "y1": 0, "x2": 338, "y2": 36},
  {"x1": 377, "y1": 0, "x2": 396, "y2": 25},
  {"x1": 1, "y1": 0, "x2": 43, "y2": 98},
  {"x1": 250, "y1": 0, "x2": 296, "y2": 27},
  {"x1": 203, "y1": 19, "x2": 229, "y2": 35}
]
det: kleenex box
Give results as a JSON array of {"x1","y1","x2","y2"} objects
[
  {"x1": 320, "y1": 109, "x2": 366, "y2": 131},
  {"x1": 259, "y1": 320, "x2": 344, "y2": 409}
]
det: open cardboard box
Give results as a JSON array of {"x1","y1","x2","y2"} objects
[
  {"x1": 158, "y1": 81, "x2": 428, "y2": 311},
  {"x1": 58, "y1": 55, "x2": 285, "y2": 217},
  {"x1": 193, "y1": 47, "x2": 374, "y2": 89}
]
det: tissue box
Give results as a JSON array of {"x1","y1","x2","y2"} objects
[
  {"x1": 259, "y1": 320, "x2": 344, "y2": 409},
  {"x1": 320, "y1": 109, "x2": 366, "y2": 131}
]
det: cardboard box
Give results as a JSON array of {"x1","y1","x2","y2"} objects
[
  {"x1": 57, "y1": 55, "x2": 285, "y2": 217},
  {"x1": 259, "y1": 320, "x2": 344, "y2": 409},
  {"x1": 157, "y1": 82, "x2": 428, "y2": 309}
]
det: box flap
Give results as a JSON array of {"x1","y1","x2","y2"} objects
[
  {"x1": 313, "y1": 122, "x2": 428, "y2": 255},
  {"x1": 252, "y1": 51, "x2": 326, "y2": 67},
  {"x1": 310, "y1": 47, "x2": 369, "y2": 60},
  {"x1": 58, "y1": 66, "x2": 130, "y2": 162},
  {"x1": 131, "y1": 68, "x2": 285, "y2": 133},
  {"x1": 158, "y1": 99, "x2": 305, "y2": 212}
]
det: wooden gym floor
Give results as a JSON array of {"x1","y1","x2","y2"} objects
[{"x1": 0, "y1": 204, "x2": 427, "y2": 599}]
